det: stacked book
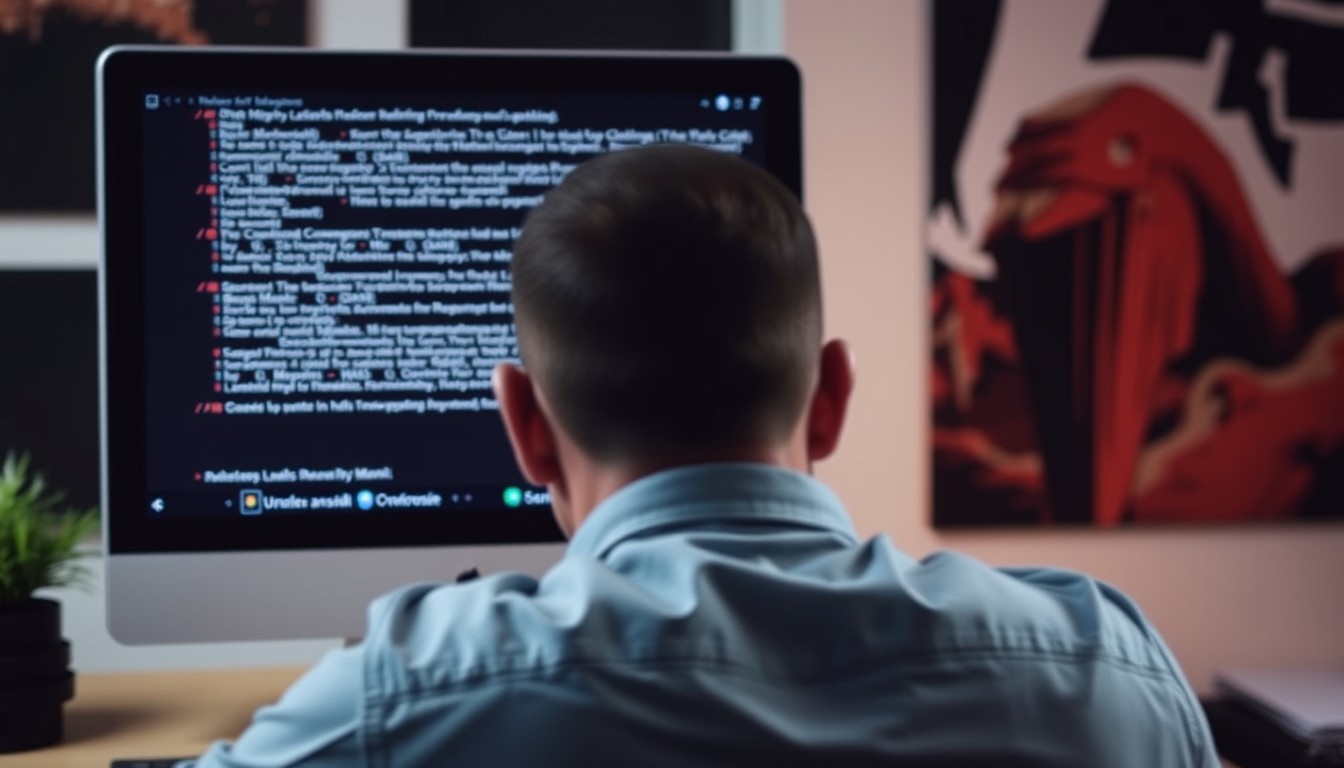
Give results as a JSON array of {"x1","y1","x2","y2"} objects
[{"x1": 1215, "y1": 666, "x2": 1344, "y2": 763}]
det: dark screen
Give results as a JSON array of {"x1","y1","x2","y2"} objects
[{"x1": 101, "y1": 51, "x2": 798, "y2": 554}]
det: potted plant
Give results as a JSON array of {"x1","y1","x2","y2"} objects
[{"x1": 0, "y1": 452, "x2": 97, "y2": 753}]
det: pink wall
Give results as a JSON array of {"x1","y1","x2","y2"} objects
[{"x1": 785, "y1": 0, "x2": 1344, "y2": 694}]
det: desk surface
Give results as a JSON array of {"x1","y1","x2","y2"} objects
[{"x1": 0, "y1": 667, "x2": 303, "y2": 768}]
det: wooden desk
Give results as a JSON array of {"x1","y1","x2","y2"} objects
[{"x1": 0, "y1": 668, "x2": 304, "y2": 768}]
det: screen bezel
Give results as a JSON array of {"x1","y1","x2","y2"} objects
[{"x1": 98, "y1": 47, "x2": 803, "y2": 555}]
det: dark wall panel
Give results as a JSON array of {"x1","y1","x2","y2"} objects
[
  {"x1": 410, "y1": 0, "x2": 731, "y2": 51},
  {"x1": 0, "y1": 270, "x2": 99, "y2": 511}
]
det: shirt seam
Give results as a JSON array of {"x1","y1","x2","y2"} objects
[{"x1": 375, "y1": 642, "x2": 1183, "y2": 704}]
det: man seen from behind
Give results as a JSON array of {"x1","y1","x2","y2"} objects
[{"x1": 194, "y1": 144, "x2": 1218, "y2": 767}]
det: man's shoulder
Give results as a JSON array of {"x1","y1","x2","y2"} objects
[
  {"x1": 852, "y1": 543, "x2": 1213, "y2": 762},
  {"x1": 355, "y1": 560, "x2": 664, "y2": 685},
  {"x1": 894, "y1": 547, "x2": 1179, "y2": 674},
  {"x1": 361, "y1": 572, "x2": 552, "y2": 675}
]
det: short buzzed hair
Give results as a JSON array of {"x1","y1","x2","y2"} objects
[{"x1": 511, "y1": 144, "x2": 821, "y2": 464}]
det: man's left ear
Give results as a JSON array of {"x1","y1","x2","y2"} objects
[{"x1": 806, "y1": 339, "x2": 855, "y2": 462}]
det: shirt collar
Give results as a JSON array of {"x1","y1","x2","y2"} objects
[{"x1": 566, "y1": 463, "x2": 858, "y2": 561}]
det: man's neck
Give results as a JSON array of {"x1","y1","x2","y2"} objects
[{"x1": 556, "y1": 441, "x2": 809, "y2": 535}]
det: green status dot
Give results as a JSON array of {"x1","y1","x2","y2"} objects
[{"x1": 503, "y1": 486, "x2": 523, "y2": 508}]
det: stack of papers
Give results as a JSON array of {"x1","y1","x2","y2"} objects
[{"x1": 1216, "y1": 666, "x2": 1344, "y2": 750}]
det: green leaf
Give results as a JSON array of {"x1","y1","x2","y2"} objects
[{"x1": 0, "y1": 451, "x2": 98, "y2": 605}]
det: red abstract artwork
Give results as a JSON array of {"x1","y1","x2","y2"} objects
[{"x1": 929, "y1": 1, "x2": 1344, "y2": 526}]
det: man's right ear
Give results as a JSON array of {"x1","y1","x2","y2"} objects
[{"x1": 492, "y1": 363, "x2": 562, "y2": 487}]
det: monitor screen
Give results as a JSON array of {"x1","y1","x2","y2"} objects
[{"x1": 98, "y1": 47, "x2": 801, "y2": 643}]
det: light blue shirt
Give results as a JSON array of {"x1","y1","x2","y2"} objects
[{"x1": 195, "y1": 464, "x2": 1217, "y2": 767}]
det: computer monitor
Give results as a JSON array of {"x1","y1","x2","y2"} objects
[{"x1": 98, "y1": 47, "x2": 801, "y2": 644}]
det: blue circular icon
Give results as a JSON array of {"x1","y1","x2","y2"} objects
[
  {"x1": 714, "y1": 94, "x2": 731, "y2": 112},
  {"x1": 356, "y1": 490, "x2": 375, "y2": 510}
]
